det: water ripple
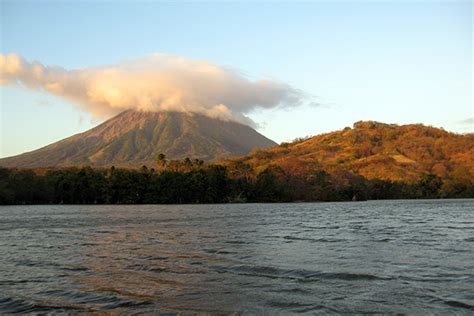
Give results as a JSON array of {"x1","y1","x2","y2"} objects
[{"x1": 0, "y1": 200, "x2": 473, "y2": 314}]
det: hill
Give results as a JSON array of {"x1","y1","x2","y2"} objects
[
  {"x1": 0, "y1": 110, "x2": 277, "y2": 168},
  {"x1": 1, "y1": 120, "x2": 473, "y2": 204},
  {"x1": 228, "y1": 121, "x2": 474, "y2": 183}
]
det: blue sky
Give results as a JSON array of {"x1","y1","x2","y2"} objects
[{"x1": 0, "y1": 0, "x2": 472, "y2": 158}]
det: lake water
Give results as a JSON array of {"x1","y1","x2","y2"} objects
[{"x1": 0, "y1": 200, "x2": 473, "y2": 314}]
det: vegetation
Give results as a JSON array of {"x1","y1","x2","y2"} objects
[
  {"x1": 1, "y1": 121, "x2": 472, "y2": 204},
  {"x1": 232, "y1": 121, "x2": 474, "y2": 183},
  {"x1": 0, "y1": 156, "x2": 472, "y2": 205}
]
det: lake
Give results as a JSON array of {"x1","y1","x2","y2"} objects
[{"x1": 1, "y1": 200, "x2": 473, "y2": 314}]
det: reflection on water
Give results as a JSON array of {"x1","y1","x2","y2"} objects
[{"x1": 1, "y1": 200, "x2": 473, "y2": 314}]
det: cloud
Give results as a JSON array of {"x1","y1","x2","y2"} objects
[
  {"x1": 0, "y1": 53, "x2": 306, "y2": 126},
  {"x1": 457, "y1": 118, "x2": 474, "y2": 132},
  {"x1": 458, "y1": 118, "x2": 474, "y2": 125}
]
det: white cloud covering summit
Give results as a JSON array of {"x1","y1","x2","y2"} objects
[{"x1": 0, "y1": 53, "x2": 305, "y2": 126}]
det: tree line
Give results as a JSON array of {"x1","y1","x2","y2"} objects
[{"x1": 0, "y1": 155, "x2": 473, "y2": 204}]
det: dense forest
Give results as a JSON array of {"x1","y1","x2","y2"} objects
[{"x1": 1, "y1": 154, "x2": 472, "y2": 205}]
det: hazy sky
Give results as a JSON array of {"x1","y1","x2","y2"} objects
[{"x1": 0, "y1": 0, "x2": 472, "y2": 158}]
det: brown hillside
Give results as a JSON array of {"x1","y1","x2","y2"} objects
[{"x1": 230, "y1": 121, "x2": 474, "y2": 182}]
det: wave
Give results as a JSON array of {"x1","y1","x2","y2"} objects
[
  {"x1": 443, "y1": 300, "x2": 474, "y2": 310},
  {"x1": 214, "y1": 264, "x2": 390, "y2": 282},
  {"x1": 283, "y1": 236, "x2": 346, "y2": 243},
  {"x1": 38, "y1": 289, "x2": 153, "y2": 310},
  {"x1": 0, "y1": 297, "x2": 84, "y2": 314}
]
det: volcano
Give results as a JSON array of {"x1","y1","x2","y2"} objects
[{"x1": 0, "y1": 110, "x2": 277, "y2": 168}]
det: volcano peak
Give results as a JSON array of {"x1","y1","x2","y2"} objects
[{"x1": 0, "y1": 110, "x2": 277, "y2": 168}]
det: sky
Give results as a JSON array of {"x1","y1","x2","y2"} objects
[{"x1": 0, "y1": 0, "x2": 472, "y2": 158}]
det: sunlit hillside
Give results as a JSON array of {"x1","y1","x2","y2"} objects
[{"x1": 231, "y1": 121, "x2": 474, "y2": 183}]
